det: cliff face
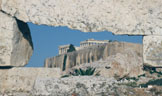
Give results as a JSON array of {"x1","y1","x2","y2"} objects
[{"x1": 45, "y1": 42, "x2": 142, "y2": 71}]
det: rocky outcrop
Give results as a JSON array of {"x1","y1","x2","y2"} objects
[
  {"x1": 71, "y1": 49, "x2": 144, "y2": 79},
  {"x1": 0, "y1": 0, "x2": 162, "y2": 35},
  {"x1": 0, "y1": 68, "x2": 61, "y2": 93},
  {"x1": 45, "y1": 42, "x2": 142, "y2": 72},
  {"x1": 0, "y1": 12, "x2": 33, "y2": 66}
]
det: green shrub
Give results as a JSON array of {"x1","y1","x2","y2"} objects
[
  {"x1": 126, "y1": 77, "x2": 139, "y2": 81},
  {"x1": 125, "y1": 82, "x2": 138, "y2": 87},
  {"x1": 61, "y1": 75, "x2": 70, "y2": 78},
  {"x1": 119, "y1": 82, "x2": 138, "y2": 88},
  {"x1": 61, "y1": 67, "x2": 100, "y2": 78},
  {"x1": 139, "y1": 78, "x2": 162, "y2": 88},
  {"x1": 138, "y1": 74, "x2": 146, "y2": 78},
  {"x1": 67, "y1": 44, "x2": 76, "y2": 53},
  {"x1": 143, "y1": 65, "x2": 162, "y2": 77}
]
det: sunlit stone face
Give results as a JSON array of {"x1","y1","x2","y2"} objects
[
  {"x1": 1, "y1": 0, "x2": 162, "y2": 35},
  {"x1": 0, "y1": 12, "x2": 33, "y2": 67}
]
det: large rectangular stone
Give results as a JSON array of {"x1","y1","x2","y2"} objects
[
  {"x1": 0, "y1": 11, "x2": 33, "y2": 66},
  {"x1": 1, "y1": 0, "x2": 162, "y2": 35},
  {"x1": 143, "y1": 36, "x2": 162, "y2": 67},
  {"x1": 0, "y1": 68, "x2": 61, "y2": 93}
]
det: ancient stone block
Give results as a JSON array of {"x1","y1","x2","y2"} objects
[
  {"x1": 0, "y1": 68, "x2": 61, "y2": 93},
  {"x1": 0, "y1": 12, "x2": 33, "y2": 66},
  {"x1": 143, "y1": 36, "x2": 162, "y2": 67},
  {"x1": 33, "y1": 76, "x2": 117, "y2": 96},
  {"x1": 1, "y1": 0, "x2": 162, "y2": 35}
]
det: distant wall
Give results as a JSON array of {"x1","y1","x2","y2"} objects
[{"x1": 45, "y1": 42, "x2": 142, "y2": 71}]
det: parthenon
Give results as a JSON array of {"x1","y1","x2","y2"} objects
[
  {"x1": 58, "y1": 39, "x2": 109, "y2": 54},
  {"x1": 80, "y1": 39, "x2": 109, "y2": 48}
]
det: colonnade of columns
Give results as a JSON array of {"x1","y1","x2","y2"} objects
[
  {"x1": 59, "y1": 47, "x2": 69, "y2": 54},
  {"x1": 80, "y1": 42, "x2": 108, "y2": 48}
]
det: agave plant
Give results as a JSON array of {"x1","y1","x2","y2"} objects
[{"x1": 71, "y1": 67, "x2": 99, "y2": 76}]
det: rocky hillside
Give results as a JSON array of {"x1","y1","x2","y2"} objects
[
  {"x1": 69, "y1": 49, "x2": 144, "y2": 79},
  {"x1": 45, "y1": 41, "x2": 142, "y2": 72},
  {"x1": 0, "y1": 41, "x2": 162, "y2": 95}
]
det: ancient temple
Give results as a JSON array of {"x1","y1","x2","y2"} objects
[
  {"x1": 80, "y1": 39, "x2": 109, "y2": 48},
  {"x1": 58, "y1": 39, "x2": 109, "y2": 54}
]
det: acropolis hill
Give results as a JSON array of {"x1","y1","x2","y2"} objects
[{"x1": 45, "y1": 40, "x2": 142, "y2": 72}]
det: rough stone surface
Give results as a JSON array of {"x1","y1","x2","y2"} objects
[
  {"x1": 143, "y1": 36, "x2": 162, "y2": 67},
  {"x1": 45, "y1": 42, "x2": 142, "y2": 72},
  {"x1": 32, "y1": 76, "x2": 162, "y2": 96},
  {"x1": 71, "y1": 49, "x2": 144, "y2": 79},
  {"x1": 0, "y1": 11, "x2": 33, "y2": 66},
  {"x1": 1, "y1": 0, "x2": 162, "y2": 35},
  {"x1": 0, "y1": 68, "x2": 61, "y2": 93},
  {"x1": 0, "y1": 72, "x2": 161, "y2": 95},
  {"x1": 0, "y1": 0, "x2": 1, "y2": 10},
  {"x1": 32, "y1": 76, "x2": 117, "y2": 96}
]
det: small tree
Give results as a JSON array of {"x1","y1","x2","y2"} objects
[{"x1": 67, "y1": 44, "x2": 76, "y2": 53}]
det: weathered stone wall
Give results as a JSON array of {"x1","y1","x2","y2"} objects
[
  {"x1": 33, "y1": 76, "x2": 117, "y2": 96},
  {"x1": 45, "y1": 42, "x2": 142, "y2": 71},
  {"x1": 32, "y1": 76, "x2": 162, "y2": 96},
  {"x1": 0, "y1": 68, "x2": 61, "y2": 93},
  {"x1": 0, "y1": 11, "x2": 33, "y2": 66}
]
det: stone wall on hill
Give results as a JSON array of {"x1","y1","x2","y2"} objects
[{"x1": 45, "y1": 42, "x2": 142, "y2": 72}]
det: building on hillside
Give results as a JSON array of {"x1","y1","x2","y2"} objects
[
  {"x1": 58, "y1": 39, "x2": 109, "y2": 54},
  {"x1": 74, "y1": 46, "x2": 81, "y2": 51},
  {"x1": 80, "y1": 39, "x2": 109, "y2": 48},
  {"x1": 58, "y1": 44, "x2": 71, "y2": 55}
]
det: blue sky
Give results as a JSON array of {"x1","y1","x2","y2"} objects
[{"x1": 26, "y1": 23, "x2": 143, "y2": 67}]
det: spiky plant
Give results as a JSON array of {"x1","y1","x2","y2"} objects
[{"x1": 71, "y1": 67, "x2": 98, "y2": 76}]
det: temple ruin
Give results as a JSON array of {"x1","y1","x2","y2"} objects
[
  {"x1": 80, "y1": 39, "x2": 109, "y2": 48},
  {"x1": 59, "y1": 39, "x2": 109, "y2": 54}
]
